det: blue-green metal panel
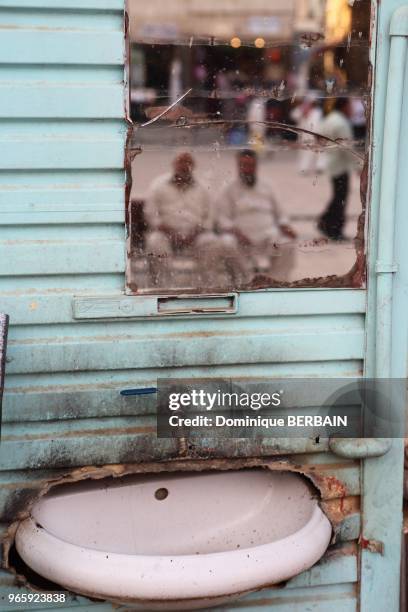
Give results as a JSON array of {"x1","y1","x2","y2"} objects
[
  {"x1": 0, "y1": 0, "x2": 399, "y2": 610},
  {"x1": 2, "y1": 361, "x2": 363, "y2": 426},
  {"x1": 0, "y1": 290, "x2": 366, "y2": 325},
  {"x1": 0, "y1": 0, "x2": 364, "y2": 606},
  {"x1": 4, "y1": 324, "x2": 364, "y2": 373},
  {"x1": 0, "y1": 30, "x2": 124, "y2": 65},
  {"x1": 0, "y1": 426, "x2": 361, "y2": 471},
  {"x1": 0, "y1": 241, "x2": 125, "y2": 276},
  {"x1": 363, "y1": 1, "x2": 408, "y2": 611},
  {"x1": 0, "y1": 274, "x2": 125, "y2": 294},
  {"x1": 0, "y1": 569, "x2": 357, "y2": 612},
  {"x1": 0, "y1": 139, "x2": 125, "y2": 170},
  {"x1": 0, "y1": 169, "x2": 124, "y2": 186},
  {"x1": 1, "y1": 226, "x2": 125, "y2": 240},
  {"x1": 0, "y1": 187, "x2": 124, "y2": 225},
  {"x1": 0, "y1": 85, "x2": 124, "y2": 118},
  {"x1": 0, "y1": 0, "x2": 123, "y2": 7},
  {"x1": 219, "y1": 584, "x2": 357, "y2": 611},
  {"x1": 0, "y1": 9, "x2": 124, "y2": 28}
]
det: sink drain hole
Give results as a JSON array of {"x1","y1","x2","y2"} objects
[{"x1": 155, "y1": 488, "x2": 169, "y2": 501}]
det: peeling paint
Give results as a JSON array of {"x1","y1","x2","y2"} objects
[{"x1": 359, "y1": 536, "x2": 384, "y2": 555}]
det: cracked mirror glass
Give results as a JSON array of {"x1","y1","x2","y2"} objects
[{"x1": 127, "y1": 0, "x2": 371, "y2": 294}]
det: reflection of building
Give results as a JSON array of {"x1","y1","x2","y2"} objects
[
  {"x1": 295, "y1": 0, "x2": 326, "y2": 33},
  {"x1": 129, "y1": 0, "x2": 327, "y2": 103},
  {"x1": 325, "y1": 0, "x2": 352, "y2": 43},
  {"x1": 129, "y1": 0, "x2": 369, "y2": 128},
  {"x1": 319, "y1": 0, "x2": 370, "y2": 92},
  {"x1": 128, "y1": 0, "x2": 325, "y2": 44}
]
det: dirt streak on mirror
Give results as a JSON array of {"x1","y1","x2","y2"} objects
[{"x1": 126, "y1": 0, "x2": 371, "y2": 295}]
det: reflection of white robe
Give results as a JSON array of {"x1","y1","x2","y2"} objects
[
  {"x1": 317, "y1": 110, "x2": 355, "y2": 177},
  {"x1": 216, "y1": 179, "x2": 288, "y2": 245},
  {"x1": 144, "y1": 174, "x2": 212, "y2": 235},
  {"x1": 214, "y1": 179, "x2": 295, "y2": 281},
  {"x1": 169, "y1": 58, "x2": 183, "y2": 105},
  {"x1": 293, "y1": 107, "x2": 324, "y2": 174},
  {"x1": 247, "y1": 98, "x2": 267, "y2": 142}
]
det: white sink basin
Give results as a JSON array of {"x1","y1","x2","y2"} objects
[{"x1": 15, "y1": 470, "x2": 332, "y2": 610}]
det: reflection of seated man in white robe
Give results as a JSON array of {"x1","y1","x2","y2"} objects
[
  {"x1": 144, "y1": 152, "x2": 218, "y2": 287},
  {"x1": 216, "y1": 150, "x2": 297, "y2": 284}
]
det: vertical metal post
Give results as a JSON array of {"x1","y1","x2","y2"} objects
[
  {"x1": 375, "y1": 31, "x2": 407, "y2": 378},
  {"x1": 362, "y1": 7, "x2": 408, "y2": 611}
]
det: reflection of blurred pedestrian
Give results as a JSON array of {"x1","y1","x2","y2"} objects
[
  {"x1": 291, "y1": 95, "x2": 324, "y2": 175},
  {"x1": 169, "y1": 58, "x2": 183, "y2": 105},
  {"x1": 350, "y1": 97, "x2": 366, "y2": 142},
  {"x1": 144, "y1": 152, "x2": 217, "y2": 287},
  {"x1": 247, "y1": 97, "x2": 267, "y2": 150},
  {"x1": 215, "y1": 150, "x2": 297, "y2": 283},
  {"x1": 227, "y1": 94, "x2": 249, "y2": 146},
  {"x1": 317, "y1": 98, "x2": 355, "y2": 241}
]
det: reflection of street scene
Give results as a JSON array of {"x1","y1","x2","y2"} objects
[
  {"x1": 129, "y1": 148, "x2": 361, "y2": 291},
  {"x1": 290, "y1": 94, "x2": 324, "y2": 175},
  {"x1": 214, "y1": 149, "x2": 297, "y2": 284},
  {"x1": 143, "y1": 152, "x2": 219, "y2": 288},
  {"x1": 317, "y1": 98, "x2": 356, "y2": 240},
  {"x1": 127, "y1": 0, "x2": 370, "y2": 293}
]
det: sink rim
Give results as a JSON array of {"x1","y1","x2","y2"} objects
[{"x1": 15, "y1": 501, "x2": 332, "y2": 602}]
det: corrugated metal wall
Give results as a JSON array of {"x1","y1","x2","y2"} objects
[{"x1": 0, "y1": 1, "x2": 365, "y2": 610}]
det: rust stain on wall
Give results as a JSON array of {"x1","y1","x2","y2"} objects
[{"x1": 359, "y1": 536, "x2": 384, "y2": 555}]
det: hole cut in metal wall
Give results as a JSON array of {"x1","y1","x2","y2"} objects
[{"x1": 124, "y1": 0, "x2": 372, "y2": 295}]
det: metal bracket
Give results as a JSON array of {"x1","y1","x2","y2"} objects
[
  {"x1": 375, "y1": 261, "x2": 398, "y2": 274},
  {"x1": 390, "y1": 6, "x2": 408, "y2": 36},
  {"x1": 329, "y1": 438, "x2": 392, "y2": 459}
]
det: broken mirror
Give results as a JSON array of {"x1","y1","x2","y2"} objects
[{"x1": 126, "y1": 0, "x2": 371, "y2": 294}]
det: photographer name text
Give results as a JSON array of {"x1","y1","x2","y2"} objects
[{"x1": 168, "y1": 415, "x2": 348, "y2": 429}]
